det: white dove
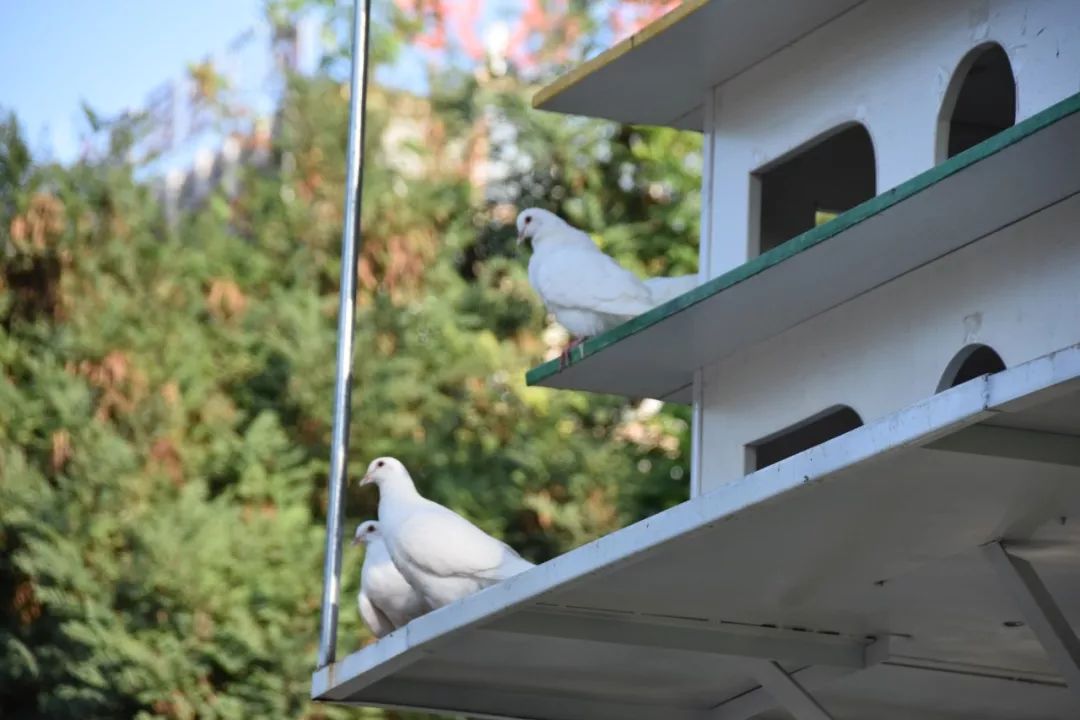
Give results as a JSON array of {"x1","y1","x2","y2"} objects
[
  {"x1": 360, "y1": 457, "x2": 534, "y2": 610},
  {"x1": 517, "y1": 208, "x2": 656, "y2": 366},
  {"x1": 352, "y1": 520, "x2": 429, "y2": 638}
]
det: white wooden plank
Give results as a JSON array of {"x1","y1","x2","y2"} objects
[
  {"x1": 536, "y1": 0, "x2": 860, "y2": 129},
  {"x1": 488, "y1": 610, "x2": 869, "y2": 668},
  {"x1": 924, "y1": 425, "x2": 1080, "y2": 467}
]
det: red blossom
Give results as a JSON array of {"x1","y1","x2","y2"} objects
[
  {"x1": 611, "y1": 0, "x2": 680, "y2": 42},
  {"x1": 396, "y1": 0, "x2": 679, "y2": 73}
]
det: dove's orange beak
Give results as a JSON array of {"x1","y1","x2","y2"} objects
[
  {"x1": 359, "y1": 472, "x2": 374, "y2": 486},
  {"x1": 516, "y1": 230, "x2": 525, "y2": 245}
]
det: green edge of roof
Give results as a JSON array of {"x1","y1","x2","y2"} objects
[{"x1": 525, "y1": 89, "x2": 1080, "y2": 389}]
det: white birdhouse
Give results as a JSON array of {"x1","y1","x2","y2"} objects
[{"x1": 316, "y1": 2, "x2": 1080, "y2": 718}]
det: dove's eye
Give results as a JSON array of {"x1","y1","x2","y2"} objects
[
  {"x1": 524, "y1": 216, "x2": 532, "y2": 224},
  {"x1": 376, "y1": 460, "x2": 385, "y2": 468}
]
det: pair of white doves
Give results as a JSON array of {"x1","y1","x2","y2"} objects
[
  {"x1": 515, "y1": 208, "x2": 698, "y2": 361},
  {"x1": 352, "y1": 457, "x2": 533, "y2": 638},
  {"x1": 350, "y1": 210, "x2": 692, "y2": 638}
]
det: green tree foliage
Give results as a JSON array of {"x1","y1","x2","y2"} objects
[{"x1": 0, "y1": 3, "x2": 699, "y2": 717}]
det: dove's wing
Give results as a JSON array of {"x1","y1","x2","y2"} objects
[
  {"x1": 361, "y1": 539, "x2": 430, "y2": 628},
  {"x1": 396, "y1": 503, "x2": 532, "y2": 583},
  {"x1": 533, "y1": 245, "x2": 655, "y2": 317},
  {"x1": 359, "y1": 590, "x2": 394, "y2": 638}
]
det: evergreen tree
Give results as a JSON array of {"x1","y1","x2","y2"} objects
[{"x1": 0, "y1": 2, "x2": 697, "y2": 716}]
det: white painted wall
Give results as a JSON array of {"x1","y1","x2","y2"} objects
[
  {"x1": 704, "y1": 0, "x2": 1080, "y2": 276},
  {"x1": 699, "y1": 195, "x2": 1080, "y2": 492},
  {"x1": 690, "y1": 89, "x2": 719, "y2": 498}
]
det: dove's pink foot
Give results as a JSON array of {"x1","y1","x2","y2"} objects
[{"x1": 559, "y1": 337, "x2": 587, "y2": 370}]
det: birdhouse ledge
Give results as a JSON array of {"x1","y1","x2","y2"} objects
[
  {"x1": 313, "y1": 342, "x2": 1080, "y2": 719},
  {"x1": 525, "y1": 90, "x2": 1080, "y2": 403}
]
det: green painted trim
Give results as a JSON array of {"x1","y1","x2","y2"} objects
[{"x1": 525, "y1": 90, "x2": 1080, "y2": 388}]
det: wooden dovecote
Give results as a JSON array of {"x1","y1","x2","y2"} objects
[{"x1": 315, "y1": 3, "x2": 1080, "y2": 717}]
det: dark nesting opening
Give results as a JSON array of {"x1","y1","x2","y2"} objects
[
  {"x1": 755, "y1": 124, "x2": 876, "y2": 255},
  {"x1": 749, "y1": 405, "x2": 864, "y2": 471},
  {"x1": 937, "y1": 344, "x2": 1007, "y2": 391},
  {"x1": 941, "y1": 44, "x2": 1016, "y2": 159}
]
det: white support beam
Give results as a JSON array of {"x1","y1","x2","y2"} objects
[
  {"x1": 982, "y1": 541, "x2": 1080, "y2": 703},
  {"x1": 487, "y1": 610, "x2": 869, "y2": 668},
  {"x1": 710, "y1": 637, "x2": 889, "y2": 719},
  {"x1": 711, "y1": 665, "x2": 852, "y2": 720},
  {"x1": 357, "y1": 677, "x2": 706, "y2": 720},
  {"x1": 924, "y1": 425, "x2": 1080, "y2": 467},
  {"x1": 751, "y1": 660, "x2": 836, "y2": 720},
  {"x1": 691, "y1": 83, "x2": 716, "y2": 499},
  {"x1": 691, "y1": 367, "x2": 706, "y2": 497}
]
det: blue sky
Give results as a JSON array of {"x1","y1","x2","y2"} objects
[
  {"x1": 0, "y1": 1, "x2": 611, "y2": 166},
  {"x1": 0, "y1": 0, "x2": 265, "y2": 162}
]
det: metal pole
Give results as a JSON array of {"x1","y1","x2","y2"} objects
[{"x1": 318, "y1": 0, "x2": 372, "y2": 670}]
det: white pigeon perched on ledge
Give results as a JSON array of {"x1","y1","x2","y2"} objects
[
  {"x1": 517, "y1": 208, "x2": 655, "y2": 366},
  {"x1": 360, "y1": 457, "x2": 534, "y2": 610},
  {"x1": 516, "y1": 208, "x2": 700, "y2": 365},
  {"x1": 352, "y1": 520, "x2": 429, "y2": 638}
]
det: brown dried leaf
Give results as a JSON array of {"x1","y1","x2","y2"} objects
[
  {"x1": 205, "y1": 278, "x2": 248, "y2": 322},
  {"x1": 149, "y1": 437, "x2": 184, "y2": 485},
  {"x1": 50, "y1": 430, "x2": 73, "y2": 473},
  {"x1": 13, "y1": 581, "x2": 42, "y2": 626}
]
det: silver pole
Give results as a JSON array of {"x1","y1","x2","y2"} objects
[{"x1": 318, "y1": 0, "x2": 372, "y2": 670}]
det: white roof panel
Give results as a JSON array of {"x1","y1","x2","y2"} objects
[{"x1": 534, "y1": 0, "x2": 863, "y2": 129}]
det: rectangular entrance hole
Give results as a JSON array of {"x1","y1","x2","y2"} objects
[
  {"x1": 749, "y1": 405, "x2": 864, "y2": 471},
  {"x1": 754, "y1": 123, "x2": 877, "y2": 255}
]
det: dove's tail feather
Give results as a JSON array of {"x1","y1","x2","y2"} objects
[
  {"x1": 495, "y1": 540, "x2": 536, "y2": 578},
  {"x1": 497, "y1": 555, "x2": 536, "y2": 580},
  {"x1": 645, "y1": 274, "x2": 701, "y2": 306}
]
